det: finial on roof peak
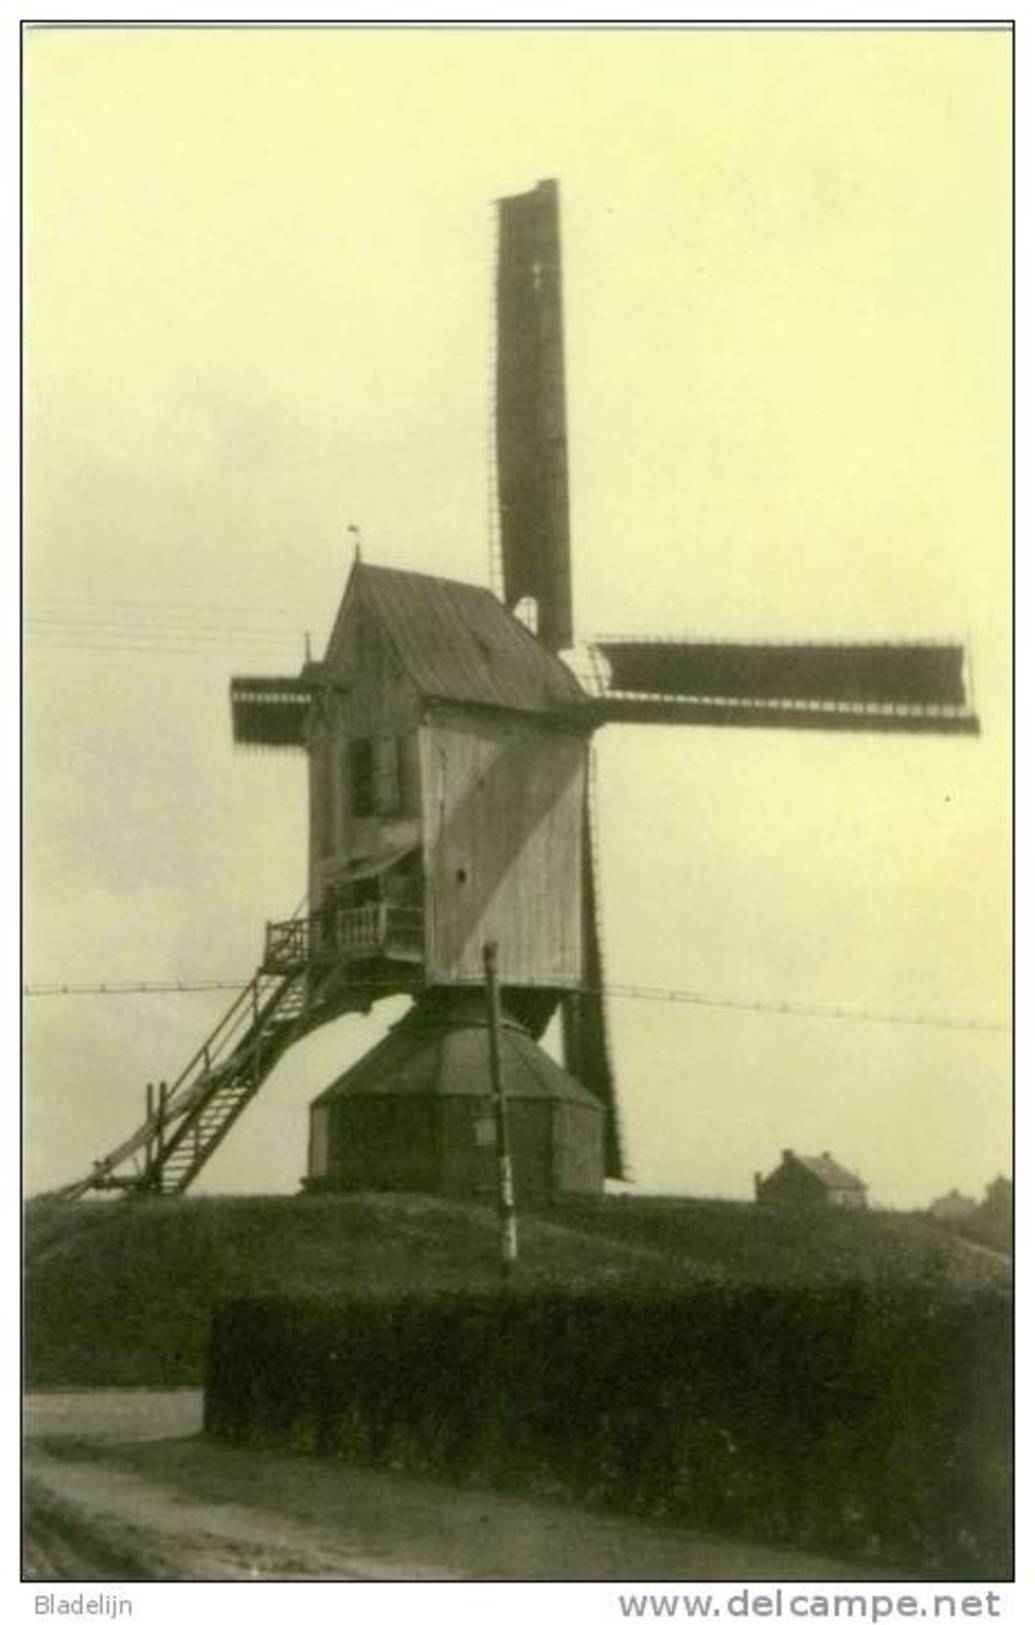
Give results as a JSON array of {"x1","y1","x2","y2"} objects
[{"x1": 347, "y1": 522, "x2": 362, "y2": 563}]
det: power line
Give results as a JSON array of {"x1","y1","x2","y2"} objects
[
  {"x1": 21, "y1": 976, "x2": 1010, "y2": 1034},
  {"x1": 26, "y1": 623, "x2": 303, "y2": 642},
  {"x1": 27, "y1": 636, "x2": 305, "y2": 659},
  {"x1": 27, "y1": 625, "x2": 304, "y2": 643},
  {"x1": 27, "y1": 613, "x2": 302, "y2": 630},
  {"x1": 24, "y1": 981, "x2": 248, "y2": 997},
  {"x1": 27, "y1": 606, "x2": 302, "y2": 619},
  {"x1": 603, "y1": 981, "x2": 1008, "y2": 1033},
  {"x1": 27, "y1": 638, "x2": 302, "y2": 653},
  {"x1": 24, "y1": 601, "x2": 317, "y2": 658},
  {"x1": 26, "y1": 597, "x2": 307, "y2": 618},
  {"x1": 27, "y1": 640, "x2": 298, "y2": 653}
]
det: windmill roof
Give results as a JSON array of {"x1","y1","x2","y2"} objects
[
  {"x1": 311, "y1": 993, "x2": 603, "y2": 1110},
  {"x1": 353, "y1": 563, "x2": 590, "y2": 718},
  {"x1": 793, "y1": 1152, "x2": 867, "y2": 1191}
]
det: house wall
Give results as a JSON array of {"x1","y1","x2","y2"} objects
[
  {"x1": 309, "y1": 1095, "x2": 602, "y2": 1198},
  {"x1": 438, "y1": 1098, "x2": 554, "y2": 1199},
  {"x1": 552, "y1": 1103, "x2": 605, "y2": 1194},
  {"x1": 501, "y1": 1100, "x2": 555, "y2": 1200},
  {"x1": 758, "y1": 1162, "x2": 867, "y2": 1208},
  {"x1": 307, "y1": 592, "x2": 423, "y2": 915},
  {"x1": 318, "y1": 1097, "x2": 440, "y2": 1191},
  {"x1": 309, "y1": 1103, "x2": 331, "y2": 1180},
  {"x1": 420, "y1": 705, "x2": 587, "y2": 987},
  {"x1": 826, "y1": 1187, "x2": 868, "y2": 1210},
  {"x1": 758, "y1": 1162, "x2": 828, "y2": 1204},
  {"x1": 438, "y1": 1097, "x2": 500, "y2": 1194}
]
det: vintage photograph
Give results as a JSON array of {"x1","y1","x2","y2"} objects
[{"x1": 23, "y1": 21, "x2": 1012, "y2": 1588}]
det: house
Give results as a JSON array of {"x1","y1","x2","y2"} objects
[
  {"x1": 754, "y1": 1149, "x2": 868, "y2": 1209},
  {"x1": 928, "y1": 1188, "x2": 978, "y2": 1222}
]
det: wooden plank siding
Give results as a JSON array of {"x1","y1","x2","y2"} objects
[
  {"x1": 307, "y1": 589, "x2": 423, "y2": 916},
  {"x1": 308, "y1": 1102, "x2": 331, "y2": 1181},
  {"x1": 305, "y1": 567, "x2": 593, "y2": 990},
  {"x1": 421, "y1": 706, "x2": 587, "y2": 987},
  {"x1": 309, "y1": 1096, "x2": 601, "y2": 1198}
]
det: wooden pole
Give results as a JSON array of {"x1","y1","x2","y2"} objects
[{"x1": 483, "y1": 940, "x2": 517, "y2": 1278}]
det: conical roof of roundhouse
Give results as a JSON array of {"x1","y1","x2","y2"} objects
[{"x1": 311, "y1": 993, "x2": 603, "y2": 1111}]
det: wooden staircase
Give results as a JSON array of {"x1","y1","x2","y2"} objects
[{"x1": 53, "y1": 958, "x2": 356, "y2": 1200}]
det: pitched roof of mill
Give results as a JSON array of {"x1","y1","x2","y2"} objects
[{"x1": 349, "y1": 563, "x2": 591, "y2": 717}]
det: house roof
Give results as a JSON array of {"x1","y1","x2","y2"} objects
[
  {"x1": 929, "y1": 1189, "x2": 977, "y2": 1214},
  {"x1": 793, "y1": 1152, "x2": 867, "y2": 1191},
  {"x1": 349, "y1": 563, "x2": 591, "y2": 718},
  {"x1": 311, "y1": 992, "x2": 603, "y2": 1109}
]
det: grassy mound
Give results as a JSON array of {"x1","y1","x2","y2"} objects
[
  {"x1": 24, "y1": 1191, "x2": 1009, "y2": 1388},
  {"x1": 553, "y1": 1194, "x2": 1011, "y2": 1288},
  {"x1": 24, "y1": 1193, "x2": 703, "y2": 1386}
]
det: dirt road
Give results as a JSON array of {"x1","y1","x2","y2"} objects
[{"x1": 24, "y1": 1390, "x2": 900, "y2": 1583}]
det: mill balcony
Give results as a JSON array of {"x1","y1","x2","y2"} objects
[{"x1": 263, "y1": 902, "x2": 424, "y2": 975}]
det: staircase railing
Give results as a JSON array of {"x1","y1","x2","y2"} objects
[
  {"x1": 46, "y1": 882, "x2": 427, "y2": 1201},
  {"x1": 48, "y1": 937, "x2": 366, "y2": 1199},
  {"x1": 50, "y1": 968, "x2": 296, "y2": 1200}
]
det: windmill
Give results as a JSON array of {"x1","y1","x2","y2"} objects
[{"x1": 55, "y1": 179, "x2": 977, "y2": 1202}]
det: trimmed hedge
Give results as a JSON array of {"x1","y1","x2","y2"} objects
[{"x1": 205, "y1": 1283, "x2": 1011, "y2": 1579}]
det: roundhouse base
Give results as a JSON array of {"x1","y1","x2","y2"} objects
[{"x1": 306, "y1": 992, "x2": 605, "y2": 1201}]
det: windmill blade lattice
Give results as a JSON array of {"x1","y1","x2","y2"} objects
[
  {"x1": 587, "y1": 639, "x2": 978, "y2": 735},
  {"x1": 495, "y1": 179, "x2": 573, "y2": 654}
]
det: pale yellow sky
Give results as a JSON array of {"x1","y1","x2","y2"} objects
[{"x1": 24, "y1": 25, "x2": 1011, "y2": 1204}]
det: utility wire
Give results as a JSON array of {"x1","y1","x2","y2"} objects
[
  {"x1": 27, "y1": 626, "x2": 303, "y2": 642},
  {"x1": 26, "y1": 598, "x2": 307, "y2": 617},
  {"x1": 26, "y1": 623, "x2": 303, "y2": 640},
  {"x1": 27, "y1": 616, "x2": 303, "y2": 632},
  {"x1": 28, "y1": 638, "x2": 302, "y2": 652},
  {"x1": 25, "y1": 981, "x2": 250, "y2": 996},
  {"x1": 21, "y1": 977, "x2": 1009, "y2": 1034},
  {"x1": 25, "y1": 602, "x2": 315, "y2": 657},
  {"x1": 26, "y1": 611, "x2": 300, "y2": 620}
]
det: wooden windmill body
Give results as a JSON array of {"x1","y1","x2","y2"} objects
[
  {"x1": 299, "y1": 562, "x2": 591, "y2": 999},
  {"x1": 59, "y1": 180, "x2": 977, "y2": 1203},
  {"x1": 288, "y1": 562, "x2": 607, "y2": 1197}
]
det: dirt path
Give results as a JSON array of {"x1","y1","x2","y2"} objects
[
  {"x1": 25, "y1": 1451, "x2": 440, "y2": 1580},
  {"x1": 24, "y1": 1390, "x2": 901, "y2": 1583}
]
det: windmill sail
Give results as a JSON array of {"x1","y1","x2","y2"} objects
[
  {"x1": 590, "y1": 639, "x2": 978, "y2": 734},
  {"x1": 561, "y1": 794, "x2": 625, "y2": 1180},
  {"x1": 230, "y1": 675, "x2": 311, "y2": 747},
  {"x1": 495, "y1": 179, "x2": 573, "y2": 653}
]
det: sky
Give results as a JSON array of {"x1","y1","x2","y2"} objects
[{"x1": 23, "y1": 24, "x2": 1011, "y2": 1207}]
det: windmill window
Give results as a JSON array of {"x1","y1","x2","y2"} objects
[
  {"x1": 373, "y1": 735, "x2": 401, "y2": 813},
  {"x1": 349, "y1": 735, "x2": 401, "y2": 816},
  {"x1": 349, "y1": 738, "x2": 374, "y2": 816}
]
